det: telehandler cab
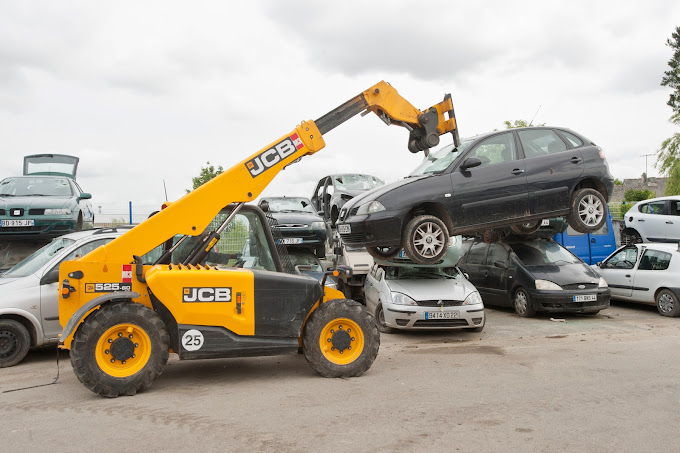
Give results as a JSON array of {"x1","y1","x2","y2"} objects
[{"x1": 57, "y1": 81, "x2": 459, "y2": 397}]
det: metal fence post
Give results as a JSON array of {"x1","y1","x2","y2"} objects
[{"x1": 129, "y1": 201, "x2": 133, "y2": 225}]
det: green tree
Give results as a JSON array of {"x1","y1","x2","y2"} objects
[
  {"x1": 503, "y1": 119, "x2": 546, "y2": 129},
  {"x1": 657, "y1": 26, "x2": 680, "y2": 195},
  {"x1": 614, "y1": 178, "x2": 623, "y2": 185},
  {"x1": 187, "y1": 161, "x2": 224, "y2": 193},
  {"x1": 624, "y1": 189, "x2": 655, "y2": 202}
]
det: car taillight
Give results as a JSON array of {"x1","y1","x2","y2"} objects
[{"x1": 599, "y1": 150, "x2": 605, "y2": 159}]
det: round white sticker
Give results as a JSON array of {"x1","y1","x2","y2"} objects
[{"x1": 182, "y1": 329, "x2": 204, "y2": 351}]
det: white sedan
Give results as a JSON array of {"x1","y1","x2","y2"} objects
[
  {"x1": 363, "y1": 263, "x2": 485, "y2": 332},
  {"x1": 593, "y1": 243, "x2": 680, "y2": 316}
]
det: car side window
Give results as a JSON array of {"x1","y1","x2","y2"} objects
[
  {"x1": 465, "y1": 132, "x2": 517, "y2": 167},
  {"x1": 670, "y1": 200, "x2": 680, "y2": 216},
  {"x1": 465, "y1": 241, "x2": 488, "y2": 265},
  {"x1": 485, "y1": 243, "x2": 509, "y2": 266},
  {"x1": 638, "y1": 249, "x2": 671, "y2": 271},
  {"x1": 603, "y1": 248, "x2": 638, "y2": 269},
  {"x1": 517, "y1": 129, "x2": 568, "y2": 158},
  {"x1": 44, "y1": 238, "x2": 114, "y2": 281},
  {"x1": 639, "y1": 202, "x2": 665, "y2": 215},
  {"x1": 559, "y1": 131, "x2": 584, "y2": 148}
]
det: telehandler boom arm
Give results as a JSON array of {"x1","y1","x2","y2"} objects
[{"x1": 80, "y1": 81, "x2": 459, "y2": 265}]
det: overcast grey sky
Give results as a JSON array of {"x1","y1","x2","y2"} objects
[{"x1": 1, "y1": 0, "x2": 679, "y2": 210}]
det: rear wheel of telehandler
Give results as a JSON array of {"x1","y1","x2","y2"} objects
[
  {"x1": 70, "y1": 302, "x2": 170, "y2": 397},
  {"x1": 303, "y1": 299, "x2": 379, "y2": 378}
]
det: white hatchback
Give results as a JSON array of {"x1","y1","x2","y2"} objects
[
  {"x1": 593, "y1": 242, "x2": 680, "y2": 316},
  {"x1": 623, "y1": 196, "x2": 680, "y2": 243},
  {"x1": 363, "y1": 263, "x2": 485, "y2": 332}
]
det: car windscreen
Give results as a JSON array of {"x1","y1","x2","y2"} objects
[
  {"x1": 0, "y1": 177, "x2": 73, "y2": 197},
  {"x1": 333, "y1": 175, "x2": 383, "y2": 191},
  {"x1": 266, "y1": 197, "x2": 316, "y2": 213},
  {"x1": 384, "y1": 265, "x2": 461, "y2": 280},
  {"x1": 2, "y1": 237, "x2": 76, "y2": 278},
  {"x1": 289, "y1": 253, "x2": 322, "y2": 271},
  {"x1": 508, "y1": 240, "x2": 581, "y2": 266},
  {"x1": 409, "y1": 140, "x2": 472, "y2": 176}
]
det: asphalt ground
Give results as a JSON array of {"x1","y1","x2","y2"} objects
[{"x1": 2, "y1": 301, "x2": 679, "y2": 452}]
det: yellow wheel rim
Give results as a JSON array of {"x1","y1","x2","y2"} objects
[
  {"x1": 319, "y1": 318, "x2": 364, "y2": 365},
  {"x1": 95, "y1": 323, "x2": 152, "y2": 378}
]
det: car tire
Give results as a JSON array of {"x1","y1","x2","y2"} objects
[
  {"x1": 375, "y1": 304, "x2": 394, "y2": 334},
  {"x1": 567, "y1": 188, "x2": 607, "y2": 234},
  {"x1": 622, "y1": 230, "x2": 642, "y2": 245},
  {"x1": 76, "y1": 213, "x2": 84, "y2": 231},
  {"x1": 510, "y1": 220, "x2": 542, "y2": 235},
  {"x1": 0, "y1": 319, "x2": 31, "y2": 368},
  {"x1": 514, "y1": 287, "x2": 536, "y2": 318},
  {"x1": 366, "y1": 246, "x2": 401, "y2": 260},
  {"x1": 656, "y1": 289, "x2": 680, "y2": 317},
  {"x1": 303, "y1": 299, "x2": 380, "y2": 378},
  {"x1": 70, "y1": 301, "x2": 170, "y2": 397},
  {"x1": 403, "y1": 215, "x2": 449, "y2": 265}
]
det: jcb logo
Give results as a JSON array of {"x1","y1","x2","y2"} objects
[
  {"x1": 182, "y1": 287, "x2": 232, "y2": 303},
  {"x1": 245, "y1": 134, "x2": 304, "y2": 177}
]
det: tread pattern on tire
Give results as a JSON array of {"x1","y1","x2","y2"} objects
[
  {"x1": 0, "y1": 319, "x2": 31, "y2": 368},
  {"x1": 303, "y1": 299, "x2": 380, "y2": 378},
  {"x1": 567, "y1": 188, "x2": 607, "y2": 234},
  {"x1": 70, "y1": 301, "x2": 170, "y2": 398},
  {"x1": 366, "y1": 246, "x2": 400, "y2": 260}
]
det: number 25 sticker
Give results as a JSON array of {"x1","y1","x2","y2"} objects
[{"x1": 182, "y1": 329, "x2": 204, "y2": 351}]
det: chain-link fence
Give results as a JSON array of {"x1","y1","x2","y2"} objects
[
  {"x1": 92, "y1": 201, "x2": 160, "y2": 227},
  {"x1": 608, "y1": 202, "x2": 634, "y2": 221}
]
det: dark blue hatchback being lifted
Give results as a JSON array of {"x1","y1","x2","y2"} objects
[{"x1": 337, "y1": 127, "x2": 615, "y2": 265}]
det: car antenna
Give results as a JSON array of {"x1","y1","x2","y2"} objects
[
  {"x1": 163, "y1": 179, "x2": 168, "y2": 200},
  {"x1": 529, "y1": 105, "x2": 542, "y2": 126}
]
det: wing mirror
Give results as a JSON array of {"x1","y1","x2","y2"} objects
[
  {"x1": 460, "y1": 157, "x2": 482, "y2": 171},
  {"x1": 78, "y1": 193, "x2": 92, "y2": 201},
  {"x1": 41, "y1": 268, "x2": 60, "y2": 285},
  {"x1": 259, "y1": 201, "x2": 269, "y2": 212}
]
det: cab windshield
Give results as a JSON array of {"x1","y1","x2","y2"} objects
[{"x1": 409, "y1": 141, "x2": 472, "y2": 176}]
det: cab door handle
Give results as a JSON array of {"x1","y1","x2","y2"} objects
[
  {"x1": 570, "y1": 157, "x2": 583, "y2": 164},
  {"x1": 511, "y1": 169, "x2": 524, "y2": 175}
]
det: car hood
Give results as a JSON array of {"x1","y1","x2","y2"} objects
[
  {"x1": 269, "y1": 212, "x2": 323, "y2": 225},
  {"x1": 525, "y1": 263, "x2": 601, "y2": 285},
  {"x1": 341, "y1": 176, "x2": 430, "y2": 213},
  {"x1": 0, "y1": 274, "x2": 38, "y2": 292},
  {"x1": 0, "y1": 196, "x2": 73, "y2": 210},
  {"x1": 386, "y1": 278, "x2": 468, "y2": 301}
]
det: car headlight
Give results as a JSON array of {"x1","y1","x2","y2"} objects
[
  {"x1": 535, "y1": 279, "x2": 562, "y2": 290},
  {"x1": 598, "y1": 277, "x2": 608, "y2": 288},
  {"x1": 463, "y1": 291, "x2": 483, "y2": 306},
  {"x1": 392, "y1": 292, "x2": 417, "y2": 306},
  {"x1": 356, "y1": 200, "x2": 386, "y2": 215},
  {"x1": 45, "y1": 208, "x2": 72, "y2": 215},
  {"x1": 311, "y1": 221, "x2": 326, "y2": 229}
]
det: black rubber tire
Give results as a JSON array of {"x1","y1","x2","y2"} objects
[
  {"x1": 514, "y1": 288, "x2": 536, "y2": 318},
  {"x1": 510, "y1": 220, "x2": 542, "y2": 235},
  {"x1": 303, "y1": 299, "x2": 380, "y2": 378},
  {"x1": 0, "y1": 319, "x2": 31, "y2": 368},
  {"x1": 567, "y1": 188, "x2": 607, "y2": 234},
  {"x1": 70, "y1": 302, "x2": 170, "y2": 397},
  {"x1": 403, "y1": 215, "x2": 449, "y2": 265},
  {"x1": 656, "y1": 289, "x2": 680, "y2": 317},
  {"x1": 375, "y1": 304, "x2": 395, "y2": 334},
  {"x1": 366, "y1": 245, "x2": 401, "y2": 260},
  {"x1": 76, "y1": 213, "x2": 83, "y2": 231}
]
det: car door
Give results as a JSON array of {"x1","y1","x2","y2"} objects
[
  {"x1": 589, "y1": 214, "x2": 616, "y2": 264},
  {"x1": 310, "y1": 178, "x2": 327, "y2": 214},
  {"x1": 39, "y1": 237, "x2": 114, "y2": 338},
  {"x1": 449, "y1": 132, "x2": 529, "y2": 228},
  {"x1": 555, "y1": 225, "x2": 591, "y2": 263},
  {"x1": 73, "y1": 181, "x2": 94, "y2": 222},
  {"x1": 664, "y1": 199, "x2": 680, "y2": 241},
  {"x1": 363, "y1": 264, "x2": 380, "y2": 311},
  {"x1": 483, "y1": 242, "x2": 514, "y2": 306},
  {"x1": 630, "y1": 248, "x2": 672, "y2": 304},
  {"x1": 517, "y1": 128, "x2": 584, "y2": 216},
  {"x1": 459, "y1": 240, "x2": 491, "y2": 301},
  {"x1": 634, "y1": 200, "x2": 667, "y2": 241},
  {"x1": 598, "y1": 246, "x2": 640, "y2": 298}
]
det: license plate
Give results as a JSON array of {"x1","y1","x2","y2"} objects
[
  {"x1": 1, "y1": 219, "x2": 35, "y2": 227},
  {"x1": 541, "y1": 219, "x2": 550, "y2": 226},
  {"x1": 573, "y1": 294, "x2": 597, "y2": 302},
  {"x1": 337, "y1": 224, "x2": 351, "y2": 234},
  {"x1": 425, "y1": 311, "x2": 460, "y2": 319},
  {"x1": 278, "y1": 238, "x2": 303, "y2": 245}
]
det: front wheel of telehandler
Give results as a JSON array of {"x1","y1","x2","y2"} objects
[
  {"x1": 303, "y1": 299, "x2": 380, "y2": 378},
  {"x1": 70, "y1": 301, "x2": 170, "y2": 397}
]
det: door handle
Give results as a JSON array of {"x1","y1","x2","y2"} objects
[
  {"x1": 666, "y1": 221, "x2": 674, "y2": 224},
  {"x1": 638, "y1": 219, "x2": 645, "y2": 222},
  {"x1": 591, "y1": 238, "x2": 596, "y2": 243},
  {"x1": 484, "y1": 271, "x2": 489, "y2": 277},
  {"x1": 625, "y1": 274, "x2": 631, "y2": 278},
  {"x1": 570, "y1": 157, "x2": 582, "y2": 164},
  {"x1": 511, "y1": 169, "x2": 524, "y2": 175}
]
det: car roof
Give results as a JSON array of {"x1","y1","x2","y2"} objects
[
  {"x1": 57, "y1": 226, "x2": 135, "y2": 241},
  {"x1": 630, "y1": 242, "x2": 680, "y2": 253},
  {"x1": 632, "y1": 195, "x2": 680, "y2": 204}
]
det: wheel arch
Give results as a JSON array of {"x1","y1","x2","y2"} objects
[
  {"x1": 654, "y1": 287, "x2": 680, "y2": 301},
  {"x1": 404, "y1": 202, "x2": 454, "y2": 234},
  {"x1": 0, "y1": 310, "x2": 41, "y2": 347},
  {"x1": 59, "y1": 291, "x2": 140, "y2": 349},
  {"x1": 573, "y1": 177, "x2": 609, "y2": 201}
]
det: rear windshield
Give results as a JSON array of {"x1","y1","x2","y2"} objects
[{"x1": 333, "y1": 175, "x2": 383, "y2": 191}]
